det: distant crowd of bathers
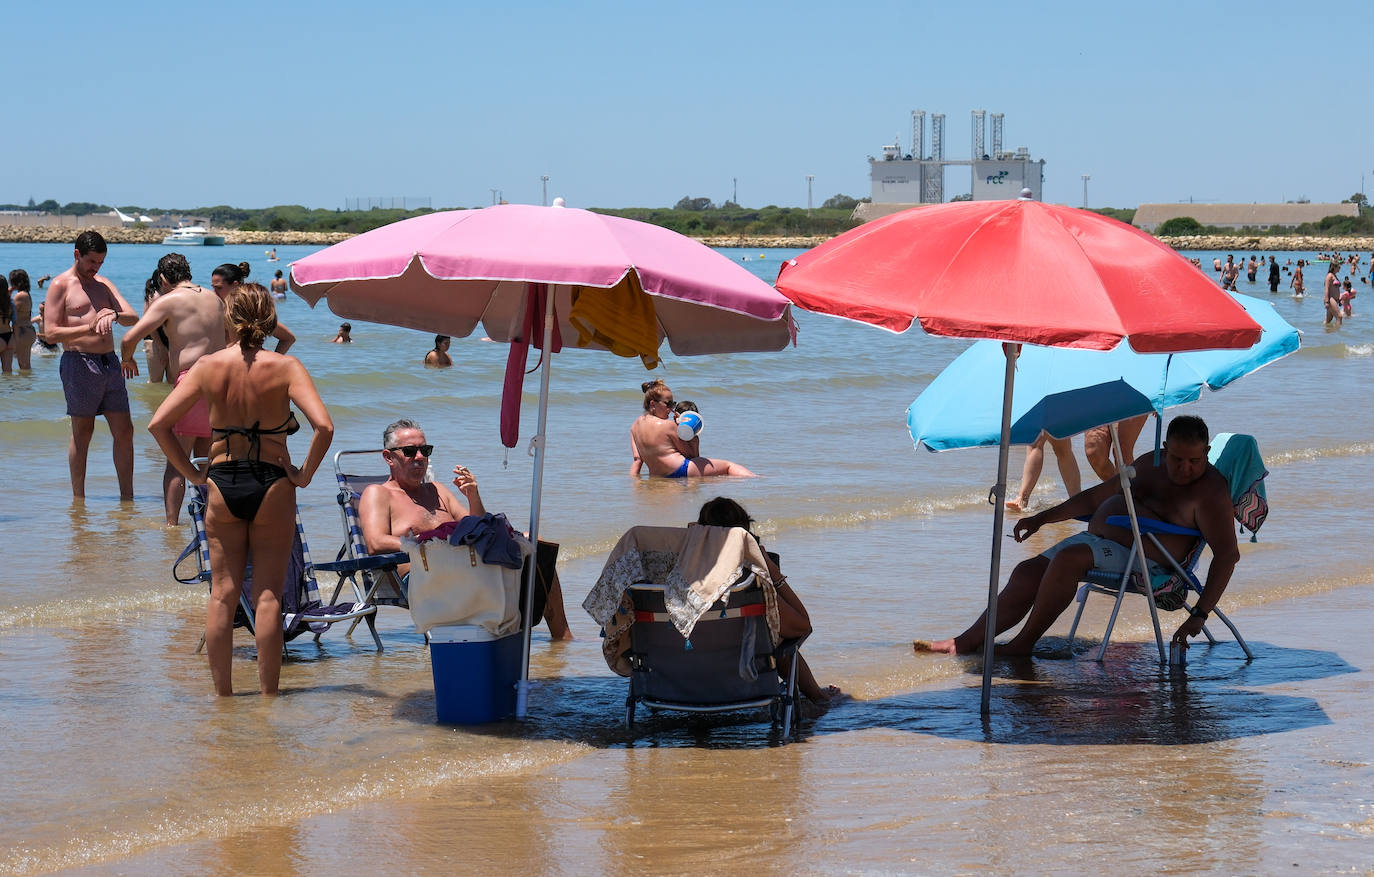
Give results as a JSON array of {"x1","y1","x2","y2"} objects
[{"x1": 1200, "y1": 251, "x2": 1366, "y2": 326}]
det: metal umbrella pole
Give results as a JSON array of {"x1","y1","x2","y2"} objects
[
  {"x1": 515, "y1": 283, "x2": 554, "y2": 719},
  {"x1": 1109, "y1": 422, "x2": 1168, "y2": 664},
  {"x1": 980, "y1": 342, "x2": 1020, "y2": 715}
]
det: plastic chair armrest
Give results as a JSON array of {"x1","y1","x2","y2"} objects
[{"x1": 1103, "y1": 515, "x2": 1200, "y2": 537}]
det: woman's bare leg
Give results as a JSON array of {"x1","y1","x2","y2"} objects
[
  {"x1": 1045, "y1": 435, "x2": 1081, "y2": 496},
  {"x1": 204, "y1": 486, "x2": 250, "y2": 696},
  {"x1": 689, "y1": 457, "x2": 757, "y2": 477},
  {"x1": 245, "y1": 479, "x2": 297, "y2": 695}
]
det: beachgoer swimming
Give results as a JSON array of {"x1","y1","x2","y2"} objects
[
  {"x1": 630, "y1": 382, "x2": 755, "y2": 478},
  {"x1": 424, "y1": 335, "x2": 452, "y2": 367}
]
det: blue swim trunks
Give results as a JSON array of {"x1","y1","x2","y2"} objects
[
  {"x1": 60, "y1": 351, "x2": 130, "y2": 417},
  {"x1": 665, "y1": 458, "x2": 690, "y2": 478}
]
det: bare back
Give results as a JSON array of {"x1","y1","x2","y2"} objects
[
  {"x1": 161, "y1": 286, "x2": 225, "y2": 373},
  {"x1": 630, "y1": 413, "x2": 691, "y2": 477},
  {"x1": 196, "y1": 345, "x2": 301, "y2": 466}
]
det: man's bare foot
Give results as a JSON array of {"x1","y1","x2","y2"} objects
[
  {"x1": 1004, "y1": 498, "x2": 1026, "y2": 513},
  {"x1": 914, "y1": 638, "x2": 960, "y2": 655}
]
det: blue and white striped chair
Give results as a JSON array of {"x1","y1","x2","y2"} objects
[
  {"x1": 312, "y1": 450, "x2": 412, "y2": 638},
  {"x1": 174, "y1": 482, "x2": 383, "y2": 654}
]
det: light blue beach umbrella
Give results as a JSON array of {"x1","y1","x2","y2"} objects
[{"x1": 908, "y1": 292, "x2": 1300, "y2": 452}]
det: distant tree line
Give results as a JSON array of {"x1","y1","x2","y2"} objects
[{"x1": 596, "y1": 194, "x2": 868, "y2": 236}]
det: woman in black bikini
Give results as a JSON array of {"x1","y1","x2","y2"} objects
[{"x1": 150, "y1": 285, "x2": 334, "y2": 696}]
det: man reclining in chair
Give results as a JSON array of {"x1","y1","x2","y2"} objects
[
  {"x1": 358, "y1": 417, "x2": 573, "y2": 640},
  {"x1": 920, "y1": 415, "x2": 1240, "y2": 657}
]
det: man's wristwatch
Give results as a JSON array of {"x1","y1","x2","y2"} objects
[{"x1": 1187, "y1": 606, "x2": 1209, "y2": 621}]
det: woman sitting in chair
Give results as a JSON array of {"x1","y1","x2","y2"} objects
[{"x1": 696, "y1": 497, "x2": 841, "y2": 710}]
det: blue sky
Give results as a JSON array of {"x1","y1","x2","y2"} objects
[{"x1": 7, "y1": 0, "x2": 1369, "y2": 211}]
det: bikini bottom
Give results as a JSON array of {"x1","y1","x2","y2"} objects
[{"x1": 207, "y1": 460, "x2": 289, "y2": 521}]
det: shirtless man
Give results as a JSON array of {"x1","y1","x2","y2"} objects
[
  {"x1": 1323, "y1": 262, "x2": 1343, "y2": 326},
  {"x1": 359, "y1": 418, "x2": 572, "y2": 639},
  {"x1": 630, "y1": 382, "x2": 756, "y2": 478},
  {"x1": 424, "y1": 335, "x2": 452, "y2": 367},
  {"x1": 1221, "y1": 255, "x2": 1240, "y2": 291},
  {"x1": 119, "y1": 253, "x2": 227, "y2": 524},
  {"x1": 8, "y1": 269, "x2": 36, "y2": 371},
  {"x1": 44, "y1": 231, "x2": 138, "y2": 499},
  {"x1": 921, "y1": 416, "x2": 1239, "y2": 656},
  {"x1": 211, "y1": 265, "x2": 295, "y2": 352},
  {"x1": 1245, "y1": 255, "x2": 1259, "y2": 284}
]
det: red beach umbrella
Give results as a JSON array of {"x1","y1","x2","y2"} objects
[{"x1": 774, "y1": 195, "x2": 1263, "y2": 714}]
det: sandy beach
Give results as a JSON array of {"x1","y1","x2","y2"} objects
[{"x1": 2, "y1": 242, "x2": 1373, "y2": 874}]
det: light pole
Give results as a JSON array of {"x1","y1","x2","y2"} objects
[
  {"x1": 1081, "y1": 174, "x2": 1090, "y2": 209},
  {"x1": 806, "y1": 174, "x2": 815, "y2": 214},
  {"x1": 541, "y1": 175, "x2": 549, "y2": 207},
  {"x1": 490, "y1": 188, "x2": 500, "y2": 206}
]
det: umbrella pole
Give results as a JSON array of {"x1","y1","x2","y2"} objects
[
  {"x1": 981, "y1": 343, "x2": 1020, "y2": 716},
  {"x1": 1110, "y1": 423, "x2": 1166, "y2": 664},
  {"x1": 516, "y1": 284, "x2": 555, "y2": 719}
]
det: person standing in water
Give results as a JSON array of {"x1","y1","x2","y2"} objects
[
  {"x1": 44, "y1": 231, "x2": 138, "y2": 499},
  {"x1": 149, "y1": 285, "x2": 333, "y2": 696}
]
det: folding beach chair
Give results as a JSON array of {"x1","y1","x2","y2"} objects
[
  {"x1": 624, "y1": 576, "x2": 805, "y2": 739},
  {"x1": 1067, "y1": 433, "x2": 1267, "y2": 663},
  {"x1": 586, "y1": 525, "x2": 806, "y2": 740},
  {"x1": 317, "y1": 449, "x2": 412, "y2": 632},
  {"x1": 173, "y1": 483, "x2": 382, "y2": 653},
  {"x1": 321, "y1": 449, "x2": 558, "y2": 640}
]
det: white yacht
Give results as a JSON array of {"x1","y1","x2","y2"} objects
[{"x1": 161, "y1": 225, "x2": 226, "y2": 246}]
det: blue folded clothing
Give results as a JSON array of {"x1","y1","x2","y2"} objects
[{"x1": 446, "y1": 512, "x2": 525, "y2": 569}]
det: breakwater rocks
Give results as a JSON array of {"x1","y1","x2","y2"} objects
[
  {"x1": 691, "y1": 234, "x2": 835, "y2": 249},
  {"x1": 0, "y1": 226, "x2": 353, "y2": 246},
  {"x1": 1158, "y1": 234, "x2": 1374, "y2": 252},
  {"x1": 4, "y1": 226, "x2": 1370, "y2": 254}
]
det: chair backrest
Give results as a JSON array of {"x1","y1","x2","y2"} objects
[
  {"x1": 332, "y1": 449, "x2": 407, "y2": 606},
  {"x1": 626, "y1": 577, "x2": 780, "y2": 704},
  {"x1": 333, "y1": 449, "x2": 390, "y2": 561}
]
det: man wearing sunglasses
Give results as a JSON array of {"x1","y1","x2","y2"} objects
[
  {"x1": 358, "y1": 418, "x2": 485, "y2": 578},
  {"x1": 358, "y1": 417, "x2": 574, "y2": 640}
]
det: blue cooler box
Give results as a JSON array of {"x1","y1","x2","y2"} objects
[{"x1": 427, "y1": 624, "x2": 524, "y2": 724}]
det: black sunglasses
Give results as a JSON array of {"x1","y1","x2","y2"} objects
[{"x1": 387, "y1": 444, "x2": 434, "y2": 458}]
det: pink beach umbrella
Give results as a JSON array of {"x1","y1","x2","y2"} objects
[{"x1": 290, "y1": 204, "x2": 796, "y2": 716}]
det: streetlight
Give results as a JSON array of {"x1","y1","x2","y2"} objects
[
  {"x1": 806, "y1": 174, "x2": 815, "y2": 214},
  {"x1": 541, "y1": 175, "x2": 549, "y2": 207},
  {"x1": 490, "y1": 188, "x2": 500, "y2": 206},
  {"x1": 1081, "y1": 174, "x2": 1090, "y2": 209}
]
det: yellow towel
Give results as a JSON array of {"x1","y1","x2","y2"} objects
[{"x1": 568, "y1": 271, "x2": 662, "y2": 369}]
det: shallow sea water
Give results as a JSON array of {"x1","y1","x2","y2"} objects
[{"x1": 1, "y1": 242, "x2": 1372, "y2": 874}]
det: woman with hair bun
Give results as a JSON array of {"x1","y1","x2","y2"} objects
[{"x1": 149, "y1": 284, "x2": 333, "y2": 696}]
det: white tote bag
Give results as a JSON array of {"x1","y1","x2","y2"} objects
[{"x1": 402, "y1": 532, "x2": 531, "y2": 638}]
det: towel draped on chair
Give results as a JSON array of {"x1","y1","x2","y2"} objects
[{"x1": 583, "y1": 525, "x2": 778, "y2": 676}]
